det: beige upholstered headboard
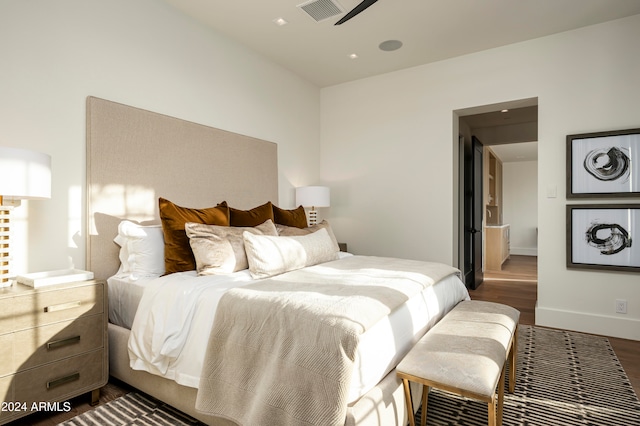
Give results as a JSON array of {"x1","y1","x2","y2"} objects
[{"x1": 86, "y1": 96, "x2": 278, "y2": 281}]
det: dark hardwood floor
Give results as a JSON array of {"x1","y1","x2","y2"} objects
[
  {"x1": 7, "y1": 254, "x2": 639, "y2": 424},
  {"x1": 476, "y1": 255, "x2": 538, "y2": 325},
  {"x1": 471, "y1": 255, "x2": 640, "y2": 397}
]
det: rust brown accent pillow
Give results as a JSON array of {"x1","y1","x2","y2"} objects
[
  {"x1": 159, "y1": 197, "x2": 230, "y2": 274},
  {"x1": 273, "y1": 204, "x2": 308, "y2": 228},
  {"x1": 226, "y1": 201, "x2": 275, "y2": 227}
]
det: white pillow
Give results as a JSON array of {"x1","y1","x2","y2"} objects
[
  {"x1": 114, "y1": 221, "x2": 165, "y2": 279},
  {"x1": 243, "y1": 228, "x2": 339, "y2": 279},
  {"x1": 275, "y1": 220, "x2": 340, "y2": 252}
]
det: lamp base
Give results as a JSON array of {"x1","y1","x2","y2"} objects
[
  {"x1": 1, "y1": 205, "x2": 13, "y2": 286},
  {"x1": 1, "y1": 197, "x2": 21, "y2": 207},
  {"x1": 308, "y1": 209, "x2": 318, "y2": 226}
]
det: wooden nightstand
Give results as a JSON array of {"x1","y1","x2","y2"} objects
[{"x1": 0, "y1": 279, "x2": 107, "y2": 425}]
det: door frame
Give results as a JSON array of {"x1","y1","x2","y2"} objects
[{"x1": 454, "y1": 97, "x2": 539, "y2": 287}]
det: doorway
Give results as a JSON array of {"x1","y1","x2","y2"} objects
[{"x1": 456, "y1": 98, "x2": 538, "y2": 289}]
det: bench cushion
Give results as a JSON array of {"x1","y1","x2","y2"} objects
[
  {"x1": 396, "y1": 300, "x2": 519, "y2": 399},
  {"x1": 443, "y1": 300, "x2": 520, "y2": 332}
]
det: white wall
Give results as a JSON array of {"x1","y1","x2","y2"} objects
[
  {"x1": 321, "y1": 15, "x2": 640, "y2": 340},
  {"x1": 0, "y1": 0, "x2": 321, "y2": 275},
  {"x1": 502, "y1": 161, "x2": 538, "y2": 256},
  {"x1": 3, "y1": 0, "x2": 638, "y2": 341}
]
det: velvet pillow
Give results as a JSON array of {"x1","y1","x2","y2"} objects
[
  {"x1": 224, "y1": 201, "x2": 275, "y2": 227},
  {"x1": 273, "y1": 204, "x2": 308, "y2": 228},
  {"x1": 276, "y1": 220, "x2": 340, "y2": 252},
  {"x1": 243, "y1": 228, "x2": 339, "y2": 279},
  {"x1": 186, "y1": 219, "x2": 277, "y2": 275},
  {"x1": 159, "y1": 197, "x2": 230, "y2": 274}
]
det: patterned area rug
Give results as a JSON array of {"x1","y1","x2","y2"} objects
[
  {"x1": 58, "y1": 392, "x2": 204, "y2": 426},
  {"x1": 60, "y1": 326, "x2": 639, "y2": 425},
  {"x1": 415, "y1": 325, "x2": 640, "y2": 425}
]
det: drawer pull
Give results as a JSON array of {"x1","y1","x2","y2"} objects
[
  {"x1": 47, "y1": 335, "x2": 81, "y2": 350},
  {"x1": 47, "y1": 372, "x2": 80, "y2": 390},
  {"x1": 44, "y1": 301, "x2": 81, "y2": 313}
]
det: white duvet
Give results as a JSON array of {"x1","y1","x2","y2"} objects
[
  {"x1": 128, "y1": 255, "x2": 469, "y2": 402},
  {"x1": 128, "y1": 269, "x2": 255, "y2": 388}
]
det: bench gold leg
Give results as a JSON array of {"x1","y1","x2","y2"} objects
[
  {"x1": 497, "y1": 364, "x2": 506, "y2": 426},
  {"x1": 488, "y1": 398, "x2": 496, "y2": 426},
  {"x1": 421, "y1": 385, "x2": 429, "y2": 426},
  {"x1": 402, "y1": 379, "x2": 416, "y2": 426},
  {"x1": 488, "y1": 364, "x2": 507, "y2": 426},
  {"x1": 509, "y1": 324, "x2": 518, "y2": 393}
]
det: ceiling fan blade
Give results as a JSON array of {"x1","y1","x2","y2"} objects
[{"x1": 334, "y1": 0, "x2": 379, "y2": 25}]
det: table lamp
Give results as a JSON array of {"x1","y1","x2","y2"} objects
[
  {"x1": 0, "y1": 147, "x2": 52, "y2": 286},
  {"x1": 295, "y1": 186, "x2": 330, "y2": 226}
]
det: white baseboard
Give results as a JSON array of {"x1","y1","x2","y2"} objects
[
  {"x1": 536, "y1": 305, "x2": 640, "y2": 341},
  {"x1": 509, "y1": 247, "x2": 537, "y2": 256}
]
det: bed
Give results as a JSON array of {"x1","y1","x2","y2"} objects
[{"x1": 86, "y1": 97, "x2": 469, "y2": 425}]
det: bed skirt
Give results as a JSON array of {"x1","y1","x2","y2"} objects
[{"x1": 108, "y1": 323, "x2": 421, "y2": 426}]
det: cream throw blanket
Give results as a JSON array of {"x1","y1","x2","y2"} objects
[{"x1": 196, "y1": 255, "x2": 461, "y2": 426}]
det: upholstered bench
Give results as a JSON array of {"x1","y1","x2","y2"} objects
[{"x1": 397, "y1": 300, "x2": 520, "y2": 426}]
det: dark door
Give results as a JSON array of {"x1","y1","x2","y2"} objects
[
  {"x1": 462, "y1": 136, "x2": 484, "y2": 289},
  {"x1": 472, "y1": 136, "x2": 484, "y2": 288},
  {"x1": 462, "y1": 136, "x2": 474, "y2": 286}
]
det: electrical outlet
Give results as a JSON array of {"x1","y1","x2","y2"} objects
[{"x1": 615, "y1": 299, "x2": 627, "y2": 314}]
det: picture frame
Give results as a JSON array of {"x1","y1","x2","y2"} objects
[
  {"x1": 566, "y1": 128, "x2": 640, "y2": 198},
  {"x1": 567, "y1": 204, "x2": 640, "y2": 272}
]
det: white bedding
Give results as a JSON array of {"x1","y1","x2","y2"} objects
[
  {"x1": 107, "y1": 273, "x2": 156, "y2": 329},
  {"x1": 126, "y1": 254, "x2": 469, "y2": 403},
  {"x1": 128, "y1": 269, "x2": 255, "y2": 388}
]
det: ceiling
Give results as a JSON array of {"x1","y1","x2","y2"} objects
[
  {"x1": 461, "y1": 106, "x2": 539, "y2": 162},
  {"x1": 162, "y1": 0, "x2": 640, "y2": 88},
  {"x1": 490, "y1": 141, "x2": 538, "y2": 163},
  {"x1": 461, "y1": 106, "x2": 538, "y2": 131}
]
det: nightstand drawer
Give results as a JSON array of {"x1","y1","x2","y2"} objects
[
  {"x1": 0, "y1": 377, "x2": 13, "y2": 422},
  {"x1": 0, "y1": 282, "x2": 104, "y2": 334},
  {"x1": 14, "y1": 349, "x2": 105, "y2": 406},
  {"x1": 11, "y1": 314, "x2": 104, "y2": 373},
  {"x1": 0, "y1": 335, "x2": 12, "y2": 377}
]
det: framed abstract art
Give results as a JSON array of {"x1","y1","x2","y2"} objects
[
  {"x1": 567, "y1": 128, "x2": 640, "y2": 198},
  {"x1": 567, "y1": 204, "x2": 640, "y2": 272}
]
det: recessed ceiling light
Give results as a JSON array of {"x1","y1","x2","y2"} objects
[
  {"x1": 379, "y1": 40, "x2": 403, "y2": 52},
  {"x1": 501, "y1": 109, "x2": 509, "y2": 113},
  {"x1": 273, "y1": 17, "x2": 288, "y2": 26},
  {"x1": 349, "y1": 53, "x2": 359, "y2": 59}
]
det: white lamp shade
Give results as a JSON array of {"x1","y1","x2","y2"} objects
[
  {"x1": 295, "y1": 186, "x2": 330, "y2": 208},
  {"x1": 0, "y1": 147, "x2": 51, "y2": 199}
]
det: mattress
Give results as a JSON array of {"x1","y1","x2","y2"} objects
[{"x1": 114, "y1": 257, "x2": 469, "y2": 404}]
